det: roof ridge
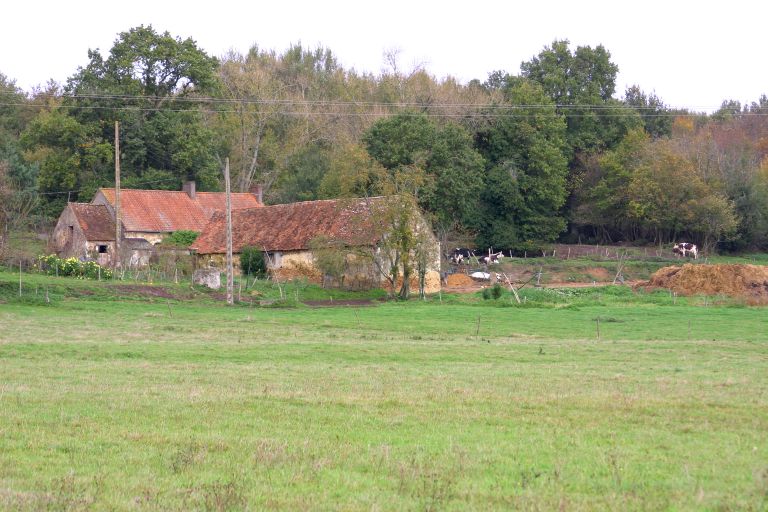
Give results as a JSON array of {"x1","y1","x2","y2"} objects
[
  {"x1": 99, "y1": 187, "x2": 257, "y2": 195},
  {"x1": 258, "y1": 196, "x2": 387, "y2": 208}
]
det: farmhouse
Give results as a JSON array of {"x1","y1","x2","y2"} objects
[
  {"x1": 50, "y1": 202, "x2": 155, "y2": 267},
  {"x1": 51, "y1": 181, "x2": 263, "y2": 266},
  {"x1": 190, "y1": 197, "x2": 442, "y2": 292},
  {"x1": 91, "y1": 182, "x2": 263, "y2": 244}
]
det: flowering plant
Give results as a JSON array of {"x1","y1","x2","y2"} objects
[{"x1": 36, "y1": 254, "x2": 113, "y2": 279}]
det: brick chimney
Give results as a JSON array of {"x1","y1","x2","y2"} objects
[
  {"x1": 182, "y1": 180, "x2": 196, "y2": 199},
  {"x1": 249, "y1": 183, "x2": 263, "y2": 204}
]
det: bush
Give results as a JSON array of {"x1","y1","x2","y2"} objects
[
  {"x1": 164, "y1": 230, "x2": 199, "y2": 247},
  {"x1": 482, "y1": 283, "x2": 504, "y2": 300},
  {"x1": 36, "y1": 254, "x2": 113, "y2": 280},
  {"x1": 240, "y1": 246, "x2": 267, "y2": 277}
]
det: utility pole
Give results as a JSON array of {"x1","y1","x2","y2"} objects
[
  {"x1": 114, "y1": 121, "x2": 121, "y2": 270},
  {"x1": 224, "y1": 157, "x2": 234, "y2": 305}
]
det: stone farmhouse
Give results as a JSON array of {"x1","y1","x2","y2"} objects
[
  {"x1": 190, "y1": 197, "x2": 442, "y2": 293},
  {"x1": 51, "y1": 181, "x2": 263, "y2": 267}
]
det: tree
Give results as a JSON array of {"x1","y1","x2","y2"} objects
[
  {"x1": 318, "y1": 144, "x2": 388, "y2": 199},
  {"x1": 273, "y1": 144, "x2": 330, "y2": 203},
  {"x1": 0, "y1": 73, "x2": 32, "y2": 139},
  {"x1": 622, "y1": 139, "x2": 738, "y2": 246},
  {"x1": 70, "y1": 25, "x2": 218, "y2": 103},
  {"x1": 570, "y1": 129, "x2": 649, "y2": 242},
  {"x1": 20, "y1": 107, "x2": 112, "y2": 216},
  {"x1": 363, "y1": 195, "x2": 435, "y2": 300},
  {"x1": 64, "y1": 25, "x2": 220, "y2": 189},
  {"x1": 0, "y1": 74, "x2": 39, "y2": 229},
  {"x1": 239, "y1": 246, "x2": 267, "y2": 278},
  {"x1": 215, "y1": 47, "x2": 291, "y2": 193},
  {"x1": 0, "y1": 142, "x2": 39, "y2": 231},
  {"x1": 473, "y1": 78, "x2": 569, "y2": 249},
  {"x1": 363, "y1": 113, "x2": 484, "y2": 240},
  {"x1": 521, "y1": 40, "x2": 641, "y2": 154},
  {"x1": 623, "y1": 85, "x2": 674, "y2": 139},
  {"x1": 309, "y1": 235, "x2": 349, "y2": 288}
]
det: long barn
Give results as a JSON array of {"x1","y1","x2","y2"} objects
[{"x1": 191, "y1": 197, "x2": 442, "y2": 292}]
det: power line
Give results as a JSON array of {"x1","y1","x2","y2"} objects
[
  {"x1": 36, "y1": 176, "x2": 181, "y2": 197},
  {"x1": 1, "y1": 100, "x2": 758, "y2": 119},
  {"x1": 0, "y1": 89, "x2": 745, "y2": 113}
]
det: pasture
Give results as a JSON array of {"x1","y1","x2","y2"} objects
[{"x1": 0, "y1": 271, "x2": 767, "y2": 510}]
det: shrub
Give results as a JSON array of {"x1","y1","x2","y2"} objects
[
  {"x1": 36, "y1": 254, "x2": 113, "y2": 280},
  {"x1": 482, "y1": 283, "x2": 504, "y2": 300},
  {"x1": 164, "y1": 230, "x2": 199, "y2": 247},
  {"x1": 240, "y1": 246, "x2": 267, "y2": 277},
  {"x1": 309, "y1": 236, "x2": 348, "y2": 287}
]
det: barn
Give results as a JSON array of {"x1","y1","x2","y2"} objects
[
  {"x1": 51, "y1": 181, "x2": 263, "y2": 267},
  {"x1": 91, "y1": 182, "x2": 263, "y2": 244},
  {"x1": 51, "y1": 203, "x2": 117, "y2": 266},
  {"x1": 190, "y1": 196, "x2": 442, "y2": 293},
  {"x1": 50, "y1": 203, "x2": 154, "y2": 268}
]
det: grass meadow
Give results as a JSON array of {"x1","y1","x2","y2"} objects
[{"x1": 0, "y1": 270, "x2": 767, "y2": 510}]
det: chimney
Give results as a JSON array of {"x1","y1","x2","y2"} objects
[
  {"x1": 250, "y1": 183, "x2": 263, "y2": 204},
  {"x1": 182, "y1": 180, "x2": 196, "y2": 199}
]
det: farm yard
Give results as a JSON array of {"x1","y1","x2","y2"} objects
[
  {"x1": 4, "y1": 16, "x2": 768, "y2": 510},
  {"x1": 1, "y1": 253, "x2": 767, "y2": 511}
]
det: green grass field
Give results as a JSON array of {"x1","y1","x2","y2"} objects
[{"x1": 1, "y1": 270, "x2": 767, "y2": 510}]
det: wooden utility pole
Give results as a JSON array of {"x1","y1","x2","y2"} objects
[
  {"x1": 114, "y1": 121, "x2": 121, "y2": 270},
  {"x1": 224, "y1": 157, "x2": 234, "y2": 305}
]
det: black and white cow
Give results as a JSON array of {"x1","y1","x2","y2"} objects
[
  {"x1": 478, "y1": 251, "x2": 504, "y2": 265},
  {"x1": 450, "y1": 248, "x2": 475, "y2": 265},
  {"x1": 673, "y1": 242, "x2": 698, "y2": 259}
]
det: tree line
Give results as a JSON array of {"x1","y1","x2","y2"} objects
[{"x1": 1, "y1": 25, "x2": 767, "y2": 253}]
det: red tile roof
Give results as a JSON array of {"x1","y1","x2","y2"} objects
[
  {"x1": 191, "y1": 197, "x2": 390, "y2": 254},
  {"x1": 96, "y1": 188, "x2": 262, "y2": 233},
  {"x1": 69, "y1": 203, "x2": 115, "y2": 241}
]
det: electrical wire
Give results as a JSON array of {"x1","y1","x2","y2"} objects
[{"x1": 0, "y1": 89, "x2": 754, "y2": 116}]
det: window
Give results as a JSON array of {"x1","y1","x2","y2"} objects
[{"x1": 98, "y1": 245, "x2": 108, "y2": 253}]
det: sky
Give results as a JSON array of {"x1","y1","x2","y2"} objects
[{"x1": 3, "y1": 0, "x2": 766, "y2": 112}]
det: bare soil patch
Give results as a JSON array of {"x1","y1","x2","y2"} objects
[
  {"x1": 303, "y1": 299, "x2": 379, "y2": 308},
  {"x1": 642, "y1": 264, "x2": 768, "y2": 303},
  {"x1": 112, "y1": 284, "x2": 178, "y2": 299},
  {"x1": 586, "y1": 267, "x2": 611, "y2": 281}
]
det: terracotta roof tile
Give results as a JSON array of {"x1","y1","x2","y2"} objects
[
  {"x1": 191, "y1": 197, "x2": 390, "y2": 254},
  {"x1": 70, "y1": 203, "x2": 115, "y2": 241},
  {"x1": 97, "y1": 188, "x2": 262, "y2": 233}
]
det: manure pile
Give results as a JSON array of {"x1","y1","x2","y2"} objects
[
  {"x1": 645, "y1": 264, "x2": 768, "y2": 301},
  {"x1": 446, "y1": 273, "x2": 476, "y2": 287}
]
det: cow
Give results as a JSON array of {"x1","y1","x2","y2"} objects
[
  {"x1": 673, "y1": 242, "x2": 698, "y2": 259},
  {"x1": 450, "y1": 248, "x2": 475, "y2": 265},
  {"x1": 478, "y1": 251, "x2": 504, "y2": 265}
]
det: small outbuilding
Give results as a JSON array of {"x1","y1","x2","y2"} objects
[{"x1": 51, "y1": 203, "x2": 117, "y2": 266}]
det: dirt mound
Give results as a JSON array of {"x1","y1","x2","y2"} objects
[
  {"x1": 644, "y1": 264, "x2": 768, "y2": 302},
  {"x1": 446, "y1": 273, "x2": 475, "y2": 287}
]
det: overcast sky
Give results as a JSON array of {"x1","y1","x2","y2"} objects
[{"x1": 3, "y1": 0, "x2": 766, "y2": 112}]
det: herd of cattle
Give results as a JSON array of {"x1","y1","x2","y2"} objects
[
  {"x1": 450, "y1": 248, "x2": 507, "y2": 265},
  {"x1": 450, "y1": 243, "x2": 699, "y2": 265}
]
